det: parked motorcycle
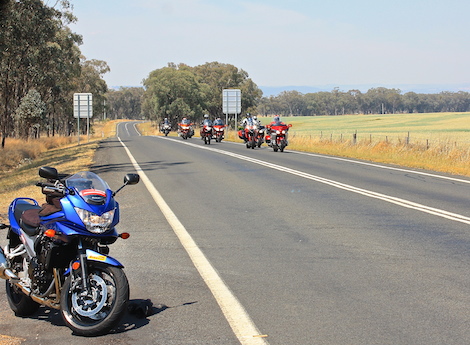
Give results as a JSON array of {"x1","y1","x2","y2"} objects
[
  {"x1": 160, "y1": 123, "x2": 171, "y2": 136},
  {"x1": 0, "y1": 167, "x2": 139, "y2": 336},
  {"x1": 200, "y1": 123, "x2": 213, "y2": 145},
  {"x1": 212, "y1": 124, "x2": 225, "y2": 142},
  {"x1": 266, "y1": 123, "x2": 292, "y2": 152}
]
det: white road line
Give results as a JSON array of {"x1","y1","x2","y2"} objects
[
  {"x1": 293, "y1": 150, "x2": 470, "y2": 184},
  {"x1": 220, "y1": 139, "x2": 470, "y2": 184},
  {"x1": 155, "y1": 137, "x2": 470, "y2": 225},
  {"x1": 118, "y1": 136, "x2": 269, "y2": 345}
]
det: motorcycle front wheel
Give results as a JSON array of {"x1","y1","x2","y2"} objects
[{"x1": 60, "y1": 263, "x2": 129, "y2": 336}]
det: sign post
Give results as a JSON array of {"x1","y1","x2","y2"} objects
[
  {"x1": 222, "y1": 89, "x2": 241, "y2": 130},
  {"x1": 73, "y1": 93, "x2": 93, "y2": 144}
]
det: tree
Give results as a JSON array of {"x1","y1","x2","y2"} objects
[
  {"x1": 0, "y1": 0, "x2": 82, "y2": 146},
  {"x1": 14, "y1": 89, "x2": 45, "y2": 139},
  {"x1": 142, "y1": 65, "x2": 208, "y2": 124},
  {"x1": 106, "y1": 87, "x2": 144, "y2": 120},
  {"x1": 277, "y1": 90, "x2": 305, "y2": 116},
  {"x1": 142, "y1": 62, "x2": 262, "y2": 125},
  {"x1": 193, "y1": 61, "x2": 262, "y2": 118}
]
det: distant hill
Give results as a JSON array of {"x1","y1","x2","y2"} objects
[{"x1": 259, "y1": 84, "x2": 470, "y2": 97}]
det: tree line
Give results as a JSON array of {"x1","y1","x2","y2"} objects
[
  {"x1": 110, "y1": 83, "x2": 470, "y2": 126},
  {"x1": 258, "y1": 87, "x2": 470, "y2": 117},
  {"x1": 141, "y1": 62, "x2": 262, "y2": 126},
  {"x1": 0, "y1": 0, "x2": 109, "y2": 148}
]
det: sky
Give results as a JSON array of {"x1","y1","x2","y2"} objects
[{"x1": 68, "y1": 0, "x2": 470, "y2": 93}]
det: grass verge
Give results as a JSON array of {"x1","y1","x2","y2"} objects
[{"x1": 0, "y1": 120, "x2": 121, "y2": 222}]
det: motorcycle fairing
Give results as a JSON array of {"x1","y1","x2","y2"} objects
[{"x1": 86, "y1": 249, "x2": 123, "y2": 267}]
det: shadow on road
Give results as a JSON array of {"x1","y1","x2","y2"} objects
[{"x1": 22, "y1": 298, "x2": 197, "y2": 337}]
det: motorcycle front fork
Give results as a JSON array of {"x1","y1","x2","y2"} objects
[{"x1": 75, "y1": 240, "x2": 90, "y2": 293}]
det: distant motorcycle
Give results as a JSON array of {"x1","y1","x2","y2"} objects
[
  {"x1": 200, "y1": 123, "x2": 213, "y2": 145},
  {"x1": 160, "y1": 123, "x2": 171, "y2": 136},
  {"x1": 178, "y1": 122, "x2": 194, "y2": 139},
  {"x1": 266, "y1": 123, "x2": 292, "y2": 152},
  {"x1": 212, "y1": 124, "x2": 226, "y2": 142},
  {"x1": 239, "y1": 122, "x2": 262, "y2": 149},
  {"x1": 0, "y1": 166, "x2": 139, "y2": 336}
]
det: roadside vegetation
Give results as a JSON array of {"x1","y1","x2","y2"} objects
[{"x1": 0, "y1": 120, "x2": 119, "y2": 222}]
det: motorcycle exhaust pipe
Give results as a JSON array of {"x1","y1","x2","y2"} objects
[
  {"x1": 14, "y1": 282, "x2": 61, "y2": 310},
  {"x1": 0, "y1": 247, "x2": 19, "y2": 281}
]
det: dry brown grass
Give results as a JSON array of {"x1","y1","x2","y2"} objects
[
  {"x1": 288, "y1": 135, "x2": 470, "y2": 177},
  {"x1": 0, "y1": 120, "x2": 121, "y2": 222}
]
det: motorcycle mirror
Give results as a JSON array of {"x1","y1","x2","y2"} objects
[
  {"x1": 124, "y1": 174, "x2": 140, "y2": 185},
  {"x1": 39, "y1": 166, "x2": 58, "y2": 180},
  {"x1": 113, "y1": 174, "x2": 140, "y2": 196}
]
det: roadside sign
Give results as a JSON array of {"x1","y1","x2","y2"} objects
[
  {"x1": 73, "y1": 93, "x2": 93, "y2": 118},
  {"x1": 222, "y1": 89, "x2": 241, "y2": 115}
]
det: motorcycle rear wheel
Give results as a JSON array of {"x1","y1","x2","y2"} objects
[
  {"x1": 5, "y1": 281, "x2": 40, "y2": 316},
  {"x1": 60, "y1": 263, "x2": 129, "y2": 336}
]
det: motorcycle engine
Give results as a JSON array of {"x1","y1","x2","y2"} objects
[{"x1": 31, "y1": 235, "x2": 55, "y2": 294}]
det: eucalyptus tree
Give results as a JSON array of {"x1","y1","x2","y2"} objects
[
  {"x1": 106, "y1": 87, "x2": 144, "y2": 120},
  {"x1": 14, "y1": 89, "x2": 45, "y2": 139},
  {"x1": 0, "y1": 0, "x2": 82, "y2": 145},
  {"x1": 192, "y1": 61, "x2": 262, "y2": 118},
  {"x1": 142, "y1": 65, "x2": 209, "y2": 125}
]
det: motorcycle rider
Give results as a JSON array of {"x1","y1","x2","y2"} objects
[
  {"x1": 241, "y1": 113, "x2": 252, "y2": 127},
  {"x1": 179, "y1": 117, "x2": 194, "y2": 137},
  {"x1": 269, "y1": 115, "x2": 285, "y2": 126},
  {"x1": 268, "y1": 115, "x2": 289, "y2": 145},
  {"x1": 160, "y1": 117, "x2": 171, "y2": 132},
  {"x1": 213, "y1": 117, "x2": 224, "y2": 126},
  {"x1": 200, "y1": 114, "x2": 213, "y2": 139}
]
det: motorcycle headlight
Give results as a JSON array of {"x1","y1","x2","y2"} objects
[
  {"x1": 281, "y1": 130, "x2": 286, "y2": 134},
  {"x1": 276, "y1": 130, "x2": 281, "y2": 134},
  {"x1": 74, "y1": 207, "x2": 115, "y2": 234}
]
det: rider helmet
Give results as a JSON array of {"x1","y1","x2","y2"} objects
[{"x1": 204, "y1": 114, "x2": 209, "y2": 118}]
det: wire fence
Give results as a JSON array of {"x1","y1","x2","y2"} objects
[{"x1": 290, "y1": 131, "x2": 470, "y2": 150}]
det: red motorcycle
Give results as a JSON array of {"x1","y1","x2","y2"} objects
[
  {"x1": 178, "y1": 121, "x2": 194, "y2": 139},
  {"x1": 266, "y1": 123, "x2": 292, "y2": 152},
  {"x1": 212, "y1": 124, "x2": 226, "y2": 142},
  {"x1": 238, "y1": 121, "x2": 264, "y2": 149},
  {"x1": 200, "y1": 123, "x2": 213, "y2": 145}
]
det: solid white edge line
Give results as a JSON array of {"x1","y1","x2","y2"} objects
[{"x1": 117, "y1": 136, "x2": 269, "y2": 345}]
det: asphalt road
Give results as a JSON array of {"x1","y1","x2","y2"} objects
[{"x1": 1, "y1": 121, "x2": 469, "y2": 345}]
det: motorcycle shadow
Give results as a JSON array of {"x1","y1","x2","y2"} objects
[{"x1": 30, "y1": 298, "x2": 174, "y2": 336}]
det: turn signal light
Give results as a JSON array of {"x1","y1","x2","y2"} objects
[
  {"x1": 72, "y1": 261, "x2": 81, "y2": 270},
  {"x1": 119, "y1": 232, "x2": 130, "y2": 239},
  {"x1": 44, "y1": 229, "x2": 56, "y2": 238}
]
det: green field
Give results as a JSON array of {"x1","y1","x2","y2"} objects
[{"x1": 261, "y1": 112, "x2": 470, "y2": 145}]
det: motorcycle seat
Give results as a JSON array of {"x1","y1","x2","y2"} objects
[{"x1": 14, "y1": 204, "x2": 42, "y2": 236}]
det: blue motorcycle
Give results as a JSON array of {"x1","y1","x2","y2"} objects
[{"x1": 0, "y1": 166, "x2": 139, "y2": 336}]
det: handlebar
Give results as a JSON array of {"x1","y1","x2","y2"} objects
[{"x1": 36, "y1": 181, "x2": 66, "y2": 195}]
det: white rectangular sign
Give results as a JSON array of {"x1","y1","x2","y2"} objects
[
  {"x1": 222, "y1": 89, "x2": 241, "y2": 115},
  {"x1": 73, "y1": 93, "x2": 93, "y2": 118}
]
